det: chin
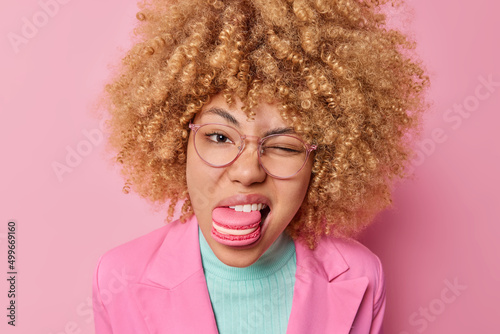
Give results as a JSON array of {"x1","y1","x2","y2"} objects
[{"x1": 212, "y1": 242, "x2": 265, "y2": 268}]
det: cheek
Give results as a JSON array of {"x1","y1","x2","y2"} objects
[
  {"x1": 185, "y1": 139, "x2": 196, "y2": 189},
  {"x1": 186, "y1": 139, "x2": 219, "y2": 213},
  {"x1": 279, "y1": 169, "x2": 312, "y2": 216},
  {"x1": 186, "y1": 140, "x2": 205, "y2": 209},
  {"x1": 274, "y1": 177, "x2": 310, "y2": 220},
  {"x1": 291, "y1": 181, "x2": 309, "y2": 210}
]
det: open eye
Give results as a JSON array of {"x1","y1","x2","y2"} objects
[{"x1": 206, "y1": 132, "x2": 235, "y2": 144}]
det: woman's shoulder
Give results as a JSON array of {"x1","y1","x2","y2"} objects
[
  {"x1": 296, "y1": 235, "x2": 384, "y2": 283},
  {"x1": 325, "y1": 236, "x2": 382, "y2": 269},
  {"x1": 94, "y1": 217, "x2": 199, "y2": 284},
  {"x1": 94, "y1": 225, "x2": 170, "y2": 283}
]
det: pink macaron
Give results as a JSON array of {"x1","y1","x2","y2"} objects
[{"x1": 211, "y1": 207, "x2": 262, "y2": 246}]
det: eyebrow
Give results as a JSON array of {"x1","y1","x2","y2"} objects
[
  {"x1": 204, "y1": 107, "x2": 239, "y2": 126},
  {"x1": 203, "y1": 107, "x2": 296, "y2": 137},
  {"x1": 263, "y1": 127, "x2": 295, "y2": 137}
]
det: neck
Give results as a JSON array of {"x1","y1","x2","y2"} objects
[{"x1": 199, "y1": 228, "x2": 296, "y2": 280}]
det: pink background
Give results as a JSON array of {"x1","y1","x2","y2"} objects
[{"x1": 1, "y1": 0, "x2": 499, "y2": 333}]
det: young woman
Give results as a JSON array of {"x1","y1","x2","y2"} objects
[{"x1": 92, "y1": 0, "x2": 428, "y2": 333}]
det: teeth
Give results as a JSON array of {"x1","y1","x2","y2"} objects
[{"x1": 228, "y1": 203, "x2": 267, "y2": 212}]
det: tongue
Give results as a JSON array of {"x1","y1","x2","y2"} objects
[{"x1": 212, "y1": 207, "x2": 261, "y2": 229}]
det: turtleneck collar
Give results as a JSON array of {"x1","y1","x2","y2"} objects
[{"x1": 199, "y1": 227, "x2": 296, "y2": 281}]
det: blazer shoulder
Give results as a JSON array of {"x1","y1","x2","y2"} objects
[
  {"x1": 94, "y1": 223, "x2": 173, "y2": 286},
  {"x1": 328, "y1": 237, "x2": 384, "y2": 285},
  {"x1": 298, "y1": 235, "x2": 384, "y2": 283},
  {"x1": 328, "y1": 237, "x2": 382, "y2": 272}
]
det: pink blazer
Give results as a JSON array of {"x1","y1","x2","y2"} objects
[{"x1": 93, "y1": 216, "x2": 386, "y2": 333}]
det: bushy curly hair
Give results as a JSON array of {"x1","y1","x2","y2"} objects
[{"x1": 99, "y1": 0, "x2": 428, "y2": 248}]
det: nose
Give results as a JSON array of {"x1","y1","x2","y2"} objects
[{"x1": 226, "y1": 141, "x2": 267, "y2": 186}]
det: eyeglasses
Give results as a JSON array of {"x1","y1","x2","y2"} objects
[{"x1": 189, "y1": 123, "x2": 317, "y2": 179}]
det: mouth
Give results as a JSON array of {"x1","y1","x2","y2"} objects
[{"x1": 211, "y1": 203, "x2": 271, "y2": 247}]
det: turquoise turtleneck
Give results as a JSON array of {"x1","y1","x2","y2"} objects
[{"x1": 199, "y1": 228, "x2": 297, "y2": 334}]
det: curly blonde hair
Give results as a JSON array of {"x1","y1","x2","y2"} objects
[{"x1": 99, "y1": 0, "x2": 428, "y2": 248}]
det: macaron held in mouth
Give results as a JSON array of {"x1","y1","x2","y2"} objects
[{"x1": 211, "y1": 204, "x2": 270, "y2": 247}]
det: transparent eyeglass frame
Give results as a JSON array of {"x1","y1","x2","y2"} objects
[{"x1": 189, "y1": 122, "x2": 317, "y2": 180}]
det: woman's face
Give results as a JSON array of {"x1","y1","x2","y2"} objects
[{"x1": 186, "y1": 93, "x2": 313, "y2": 267}]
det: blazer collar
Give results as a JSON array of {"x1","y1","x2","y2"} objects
[
  {"x1": 287, "y1": 238, "x2": 369, "y2": 333},
  {"x1": 141, "y1": 215, "x2": 202, "y2": 289},
  {"x1": 132, "y1": 217, "x2": 367, "y2": 334},
  {"x1": 131, "y1": 216, "x2": 219, "y2": 333}
]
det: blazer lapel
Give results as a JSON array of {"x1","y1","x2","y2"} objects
[
  {"x1": 129, "y1": 216, "x2": 367, "y2": 334},
  {"x1": 131, "y1": 217, "x2": 219, "y2": 334},
  {"x1": 287, "y1": 238, "x2": 369, "y2": 334}
]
